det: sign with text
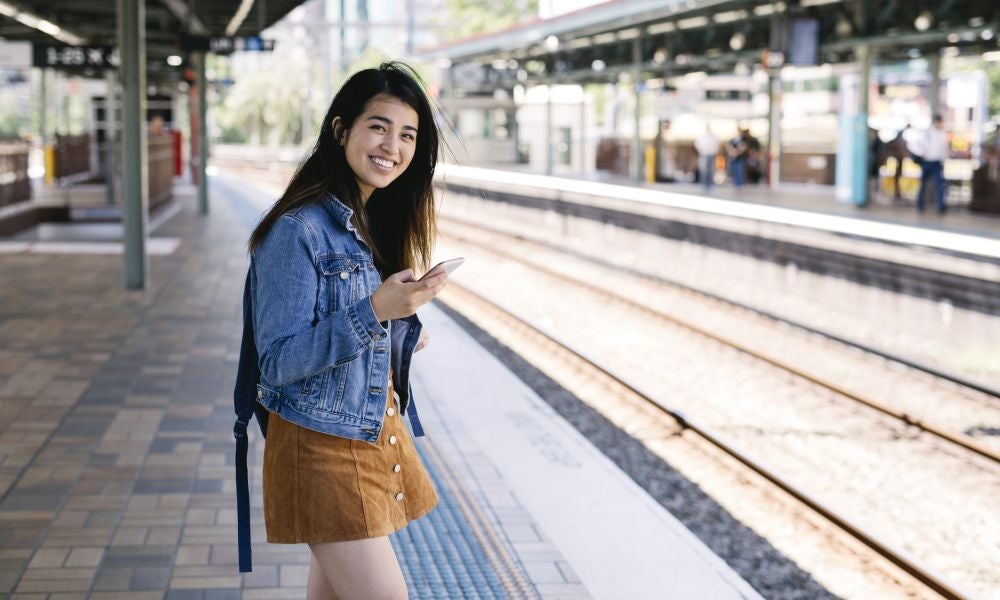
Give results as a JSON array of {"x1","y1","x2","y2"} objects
[
  {"x1": 180, "y1": 35, "x2": 275, "y2": 54},
  {"x1": 33, "y1": 44, "x2": 118, "y2": 69}
]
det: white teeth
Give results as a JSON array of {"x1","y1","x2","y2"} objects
[{"x1": 370, "y1": 157, "x2": 393, "y2": 169}]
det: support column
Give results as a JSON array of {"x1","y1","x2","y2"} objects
[
  {"x1": 578, "y1": 91, "x2": 586, "y2": 173},
  {"x1": 39, "y1": 68, "x2": 48, "y2": 146},
  {"x1": 632, "y1": 35, "x2": 642, "y2": 181},
  {"x1": 851, "y1": 44, "x2": 872, "y2": 206},
  {"x1": 196, "y1": 52, "x2": 209, "y2": 214},
  {"x1": 104, "y1": 69, "x2": 117, "y2": 206},
  {"x1": 118, "y1": 0, "x2": 148, "y2": 289},
  {"x1": 545, "y1": 83, "x2": 553, "y2": 175},
  {"x1": 767, "y1": 71, "x2": 782, "y2": 187},
  {"x1": 928, "y1": 51, "x2": 941, "y2": 116}
]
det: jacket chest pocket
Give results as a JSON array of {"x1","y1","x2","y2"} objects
[{"x1": 319, "y1": 255, "x2": 373, "y2": 313}]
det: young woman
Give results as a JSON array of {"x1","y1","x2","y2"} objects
[{"x1": 246, "y1": 62, "x2": 448, "y2": 600}]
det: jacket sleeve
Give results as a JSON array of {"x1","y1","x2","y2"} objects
[{"x1": 253, "y1": 214, "x2": 388, "y2": 387}]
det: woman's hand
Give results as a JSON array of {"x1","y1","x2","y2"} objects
[
  {"x1": 414, "y1": 328, "x2": 429, "y2": 352},
  {"x1": 370, "y1": 268, "x2": 449, "y2": 322}
]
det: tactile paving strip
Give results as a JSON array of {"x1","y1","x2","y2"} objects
[{"x1": 391, "y1": 435, "x2": 540, "y2": 599}]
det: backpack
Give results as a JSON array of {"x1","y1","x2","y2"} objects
[{"x1": 233, "y1": 269, "x2": 269, "y2": 572}]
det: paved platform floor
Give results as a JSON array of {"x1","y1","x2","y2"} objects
[{"x1": 0, "y1": 179, "x2": 762, "y2": 599}]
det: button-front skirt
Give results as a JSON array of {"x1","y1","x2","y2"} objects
[{"x1": 262, "y1": 376, "x2": 439, "y2": 543}]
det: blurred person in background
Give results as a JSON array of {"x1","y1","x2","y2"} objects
[
  {"x1": 914, "y1": 114, "x2": 949, "y2": 214},
  {"x1": 868, "y1": 126, "x2": 886, "y2": 198},
  {"x1": 695, "y1": 124, "x2": 720, "y2": 191},
  {"x1": 726, "y1": 128, "x2": 749, "y2": 188},
  {"x1": 886, "y1": 124, "x2": 911, "y2": 202},
  {"x1": 744, "y1": 129, "x2": 763, "y2": 185}
]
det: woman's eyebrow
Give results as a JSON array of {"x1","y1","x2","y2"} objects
[{"x1": 367, "y1": 115, "x2": 418, "y2": 133}]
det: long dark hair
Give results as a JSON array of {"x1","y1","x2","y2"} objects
[{"x1": 248, "y1": 61, "x2": 439, "y2": 276}]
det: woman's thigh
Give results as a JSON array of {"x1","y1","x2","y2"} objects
[{"x1": 310, "y1": 537, "x2": 407, "y2": 600}]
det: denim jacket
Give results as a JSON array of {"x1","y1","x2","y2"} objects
[{"x1": 250, "y1": 193, "x2": 426, "y2": 442}]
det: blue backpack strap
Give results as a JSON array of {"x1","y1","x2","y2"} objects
[{"x1": 234, "y1": 270, "x2": 263, "y2": 572}]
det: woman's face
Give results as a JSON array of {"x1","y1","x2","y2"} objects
[{"x1": 338, "y1": 94, "x2": 419, "y2": 203}]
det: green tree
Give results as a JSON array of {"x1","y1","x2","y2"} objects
[
  {"x1": 988, "y1": 60, "x2": 1000, "y2": 121},
  {"x1": 444, "y1": 0, "x2": 538, "y2": 40}
]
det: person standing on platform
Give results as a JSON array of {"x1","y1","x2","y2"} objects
[
  {"x1": 695, "y1": 124, "x2": 720, "y2": 191},
  {"x1": 744, "y1": 130, "x2": 763, "y2": 185},
  {"x1": 915, "y1": 114, "x2": 949, "y2": 214},
  {"x1": 726, "y1": 128, "x2": 749, "y2": 188},
  {"x1": 886, "y1": 124, "x2": 911, "y2": 202},
  {"x1": 237, "y1": 62, "x2": 448, "y2": 600}
]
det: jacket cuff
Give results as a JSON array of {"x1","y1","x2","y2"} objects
[{"x1": 350, "y1": 295, "x2": 389, "y2": 344}]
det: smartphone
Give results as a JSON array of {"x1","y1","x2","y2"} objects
[{"x1": 419, "y1": 257, "x2": 465, "y2": 281}]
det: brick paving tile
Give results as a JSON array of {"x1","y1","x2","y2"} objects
[{"x1": 0, "y1": 183, "x2": 589, "y2": 599}]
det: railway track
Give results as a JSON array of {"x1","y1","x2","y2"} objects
[
  {"x1": 438, "y1": 281, "x2": 975, "y2": 600},
  {"x1": 439, "y1": 215, "x2": 1000, "y2": 465}
]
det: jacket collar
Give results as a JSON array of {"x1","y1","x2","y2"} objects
[{"x1": 321, "y1": 192, "x2": 368, "y2": 247}]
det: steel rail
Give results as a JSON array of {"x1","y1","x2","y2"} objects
[
  {"x1": 440, "y1": 214, "x2": 1000, "y2": 401},
  {"x1": 440, "y1": 221, "x2": 1000, "y2": 464},
  {"x1": 440, "y1": 282, "x2": 975, "y2": 600}
]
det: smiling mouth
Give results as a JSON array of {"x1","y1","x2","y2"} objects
[{"x1": 369, "y1": 156, "x2": 395, "y2": 170}]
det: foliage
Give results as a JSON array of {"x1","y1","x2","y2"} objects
[
  {"x1": 443, "y1": 0, "x2": 538, "y2": 40},
  {"x1": 987, "y1": 60, "x2": 1000, "y2": 121}
]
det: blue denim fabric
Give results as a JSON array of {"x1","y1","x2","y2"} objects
[{"x1": 249, "y1": 192, "x2": 425, "y2": 443}]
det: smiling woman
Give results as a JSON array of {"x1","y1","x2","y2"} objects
[
  {"x1": 334, "y1": 96, "x2": 420, "y2": 202},
  {"x1": 235, "y1": 62, "x2": 451, "y2": 600}
]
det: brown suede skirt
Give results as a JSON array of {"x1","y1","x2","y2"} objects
[{"x1": 262, "y1": 376, "x2": 439, "y2": 543}]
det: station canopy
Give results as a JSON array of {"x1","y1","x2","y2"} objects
[
  {"x1": 417, "y1": 0, "x2": 1000, "y2": 92},
  {"x1": 0, "y1": 0, "x2": 307, "y2": 81}
]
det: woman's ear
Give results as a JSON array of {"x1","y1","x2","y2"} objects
[{"x1": 331, "y1": 117, "x2": 346, "y2": 145}]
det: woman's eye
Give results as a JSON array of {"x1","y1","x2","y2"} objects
[
  {"x1": 371, "y1": 125, "x2": 385, "y2": 132},
  {"x1": 402, "y1": 134, "x2": 415, "y2": 141}
]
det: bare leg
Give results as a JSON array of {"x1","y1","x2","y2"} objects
[
  {"x1": 310, "y1": 537, "x2": 407, "y2": 600},
  {"x1": 308, "y1": 551, "x2": 339, "y2": 600}
]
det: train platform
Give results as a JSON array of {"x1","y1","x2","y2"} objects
[
  {"x1": 0, "y1": 179, "x2": 763, "y2": 599},
  {"x1": 437, "y1": 164, "x2": 1000, "y2": 315}
]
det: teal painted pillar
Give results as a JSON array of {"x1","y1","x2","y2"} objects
[
  {"x1": 118, "y1": 0, "x2": 148, "y2": 289},
  {"x1": 850, "y1": 45, "x2": 872, "y2": 206}
]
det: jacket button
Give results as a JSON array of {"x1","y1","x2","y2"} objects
[
  {"x1": 395, "y1": 492, "x2": 404, "y2": 501},
  {"x1": 393, "y1": 464, "x2": 401, "y2": 473},
  {"x1": 386, "y1": 406, "x2": 395, "y2": 416},
  {"x1": 389, "y1": 435, "x2": 397, "y2": 445},
  {"x1": 339, "y1": 271, "x2": 349, "y2": 279},
  {"x1": 256, "y1": 390, "x2": 262, "y2": 399}
]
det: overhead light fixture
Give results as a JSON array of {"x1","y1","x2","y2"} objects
[
  {"x1": 545, "y1": 35, "x2": 559, "y2": 52},
  {"x1": 226, "y1": 0, "x2": 255, "y2": 36},
  {"x1": 591, "y1": 59, "x2": 606, "y2": 71},
  {"x1": 982, "y1": 29, "x2": 994, "y2": 41},
  {"x1": 983, "y1": 50, "x2": 1000, "y2": 61},
  {"x1": 713, "y1": 10, "x2": 747, "y2": 24},
  {"x1": 835, "y1": 14, "x2": 853, "y2": 37},
  {"x1": 647, "y1": 22, "x2": 675, "y2": 35},
  {"x1": 167, "y1": 55, "x2": 183, "y2": 66},
  {"x1": 729, "y1": 32, "x2": 746, "y2": 51},
  {"x1": 652, "y1": 48, "x2": 669, "y2": 64},
  {"x1": 0, "y1": 0, "x2": 86, "y2": 44},
  {"x1": 914, "y1": 11, "x2": 933, "y2": 32},
  {"x1": 677, "y1": 16, "x2": 709, "y2": 29}
]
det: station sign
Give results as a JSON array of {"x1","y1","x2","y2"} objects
[
  {"x1": 180, "y1": 35, "x2": 275, "y2": 54},
  {"x1": 32, "y1": 44, "x2": 118, "y2": 69},
  {"x1": 0, "y1": 40, "x2": 32, "y2": 68},
  {"x1": 705, "y1": 90, "x2": 752, "y2": 101}
]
